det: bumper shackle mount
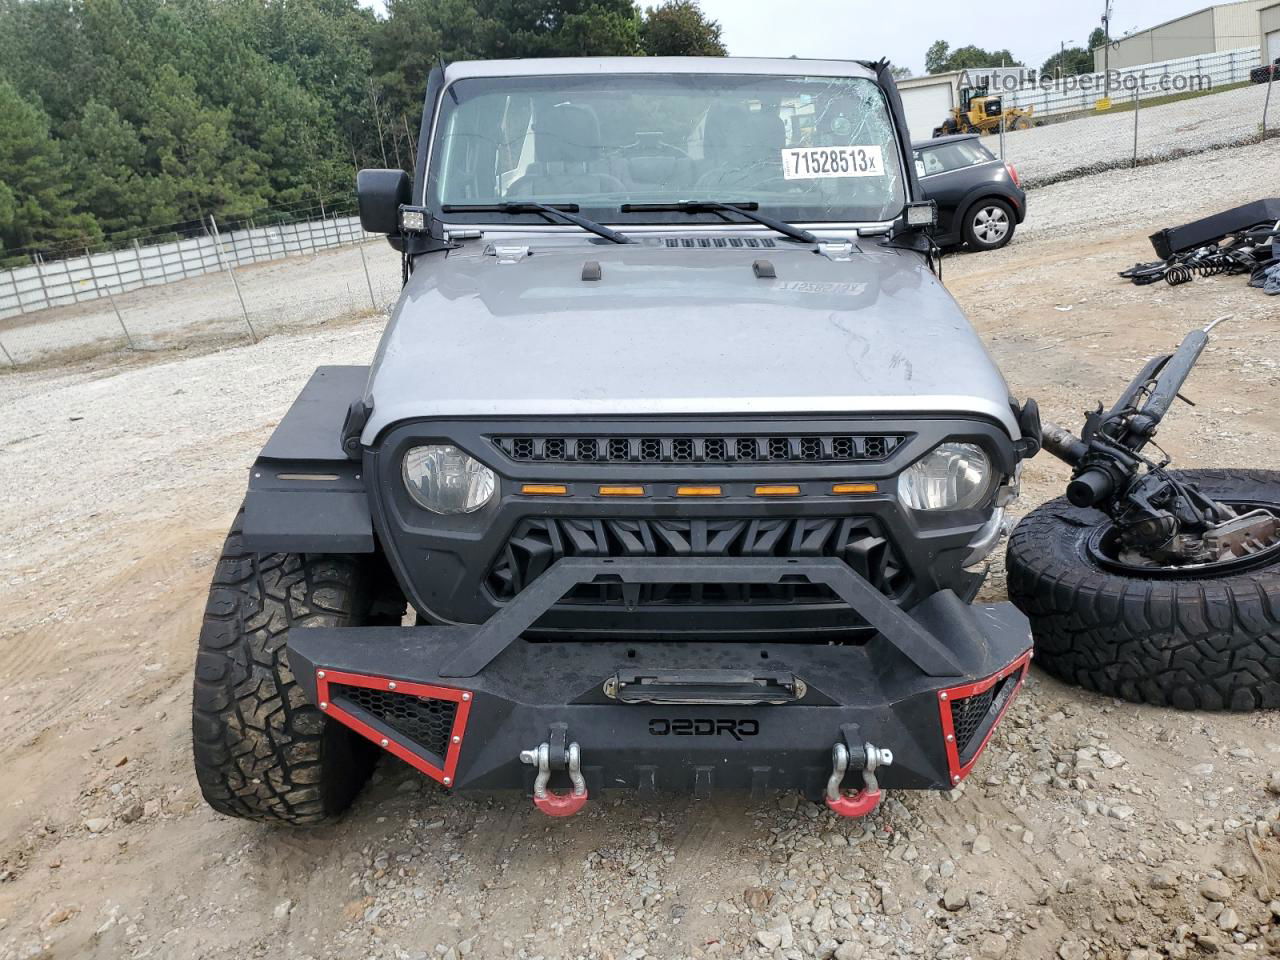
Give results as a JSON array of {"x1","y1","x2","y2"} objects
[
  {"x1": 521, "y1": 725, "x2": 588, "y2": 817},
  {"x1": 825, "y1": 741, "x2": 893, "y2": 818}
]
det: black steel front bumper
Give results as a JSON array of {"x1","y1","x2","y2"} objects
[{"x1": 286, "y1": 557, "x2": 1032, "y2": 799}]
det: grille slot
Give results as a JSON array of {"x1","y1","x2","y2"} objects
[
  {"x1": 949, "y1": 674, "x2": 1019, "y2": 757},
  {"x1": 331, "y1": 684, "x2": 457, "y2": 760},
  {"x1": 663, "y1": 237, "x2": 776, "y2": 248},
  {"x1": 486, "y1": 516, "x2": 911, "y2": 608},
  {"x1": 492, "y1": 433, "x2": 906, "y2": 465},
  {"x1": 949, "y1": 689, "x2": 994, "y2": 754}
]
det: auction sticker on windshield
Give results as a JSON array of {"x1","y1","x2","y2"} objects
[{"x1": 781, "y1": 146, "x2": 884, "y2": 180}]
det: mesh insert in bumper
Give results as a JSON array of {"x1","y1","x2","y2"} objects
[
  {"x1": 317, "y1": 671, "x2": 473, "y2": 786},
  {"x1": 938, "y1": 650, "x2": 1031, "y2": 784}
]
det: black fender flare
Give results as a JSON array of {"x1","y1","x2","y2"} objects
[{"x1": 240, "y1": 366, "x2": 376, "y2": 554}]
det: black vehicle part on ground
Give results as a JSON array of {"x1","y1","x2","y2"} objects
[
  {"x1": 1007, "y1": 469, "x2": 1280, "y2": 712},
  {"x1": 1015, "y1": 324, "x2": 1280, "y2": 711},
  {"x1": 192, "y1": 512, "x2": 384, "y2": 825},
  {"x1": 1120, "y1": 228, "x2": 1277, "y2": 291},
  {"x1": 1148, "y1": 198, "x2": 1280, "y2": 260},
  {"x1": 286, "y1": 554, "x2": 1033, "y2": 797},
  {"x1": 1037, "y1": 325, "x2": 1278, "y2": 571}
]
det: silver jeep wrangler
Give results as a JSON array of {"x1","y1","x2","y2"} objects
[{"x1": 193, "y1": 57, "x2": 1046, "y2": 825}]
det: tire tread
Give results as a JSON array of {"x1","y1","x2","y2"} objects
[
  {"x1": 1007, "y1": 469, "x2": 1280, "y2": 711},
  {"x1": 191, "y1": 512, "x2": 375, "y2": 825}
]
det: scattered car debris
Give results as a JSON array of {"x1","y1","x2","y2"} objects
[
  {"x1": 1120, "y1": 199, "x2": 1278, "y2": 291},
  {"x1": 1010, "y1": 318, "x2": 1280, "y2": 710}
]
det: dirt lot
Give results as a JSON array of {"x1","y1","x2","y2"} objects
[{"x1": 1, "y1": 141, "x2": 1279, "y2": 960}]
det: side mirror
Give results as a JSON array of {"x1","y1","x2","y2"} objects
[{"x1": 356, "y1": 169, "x2": 411, "y2": 234}]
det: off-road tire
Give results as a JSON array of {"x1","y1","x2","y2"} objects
[
  {"x1": 192, "y1": 512, "x2": 381, "y2": 825},
  {"x1": 1007, "y1": 469, "x2": 1280, "y2": 711}
]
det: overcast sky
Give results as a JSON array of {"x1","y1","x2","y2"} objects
[
  {"x1": 695, "y1": 0, "x2": 1220, "y2": 74},
  {"x1": 354, "y1": 0, "x2": 1223, "y2": 74}
]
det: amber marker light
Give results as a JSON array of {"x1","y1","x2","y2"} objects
[
  {"x1": 754, "y1": 484, "x2": 801, "y2": 496},
  {"x1": 675, "y1": 485, "x2": 722, "y2": 497},
  {"x1": 521, "y1": 483, "x2": 569, "y2": 496},
  {"x1": 832, "y1": 482, "x2": 879, "y2": 495},
  {"x1": 598, "y1": 485, "x2": 646, "y2": 497}
]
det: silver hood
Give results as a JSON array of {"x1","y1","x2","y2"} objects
[{"x1": 361, "y1": 237, "x2": 1017, "y2": 442}]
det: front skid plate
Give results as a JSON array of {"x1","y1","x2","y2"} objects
[{"x1": 286, "y1": 601, "x2": 1032, "y2": 797}]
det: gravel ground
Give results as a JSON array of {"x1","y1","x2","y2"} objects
[
  {"x1": 1, "y1": 138, "x2": 1280, "y2": 960},
  {"x1": 996, "y1": 82, "x2": 1278, "y2": 186}
]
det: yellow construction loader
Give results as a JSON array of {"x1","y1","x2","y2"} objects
[{"x1": 932, "y1": 87, "x2": 1033, "y2": 137}]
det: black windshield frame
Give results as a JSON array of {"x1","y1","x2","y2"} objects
[{"x1": 425, "y1": 72, "x2": 909, "y2": 229}]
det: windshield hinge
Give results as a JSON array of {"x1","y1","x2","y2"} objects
[
  {"x1": 445, "y1": 228, "x2": 483, "y2": 242},
  {"x1": 485, "y1": 243, "x2": 532, "y2": 264},
  {"x1": 817, "y1": 240, "x2": 857, "y2": 262}
]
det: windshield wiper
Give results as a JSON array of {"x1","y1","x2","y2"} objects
[
  {"x1": 441, "y1": 202, "x2": 632, "y2": 244},
  {"x1": 620, "y1": 201, "x2": 819, "y2": 245}
]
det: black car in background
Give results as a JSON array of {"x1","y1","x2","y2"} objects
[
  {"x1": 913, "y1": 135, "x2": 1027, "y2": 251},
  {"x1": 1250, "y1": 58, "x2": 1280, "y2": 84}
]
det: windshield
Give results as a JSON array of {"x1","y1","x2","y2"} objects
[{"x1": 428, "y1": 72, "x2": 907, "y2": 226}]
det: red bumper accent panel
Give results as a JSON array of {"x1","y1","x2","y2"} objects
[
  {"x1": 316, "y1": 669, "x2": 473, "y2": 787},
  {"x1": 937, "y1": 649, "x2": 1032, "y2": 785}
]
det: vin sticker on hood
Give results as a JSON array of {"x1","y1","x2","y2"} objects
[{"x1": 781, "y1": 145, "x2": 884, "y2": 180}]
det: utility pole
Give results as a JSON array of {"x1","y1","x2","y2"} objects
[
  {"x1": 1102, "y1": 0, "x2": 1113, "y2": 86},
  {"x1": 1059, "y1": 40, "x2": 1076, "y2": 80}
]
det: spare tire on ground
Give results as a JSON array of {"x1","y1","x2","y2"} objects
[{"x1": 1007, "y1": 469, "x2": 1280, "y2": 712}]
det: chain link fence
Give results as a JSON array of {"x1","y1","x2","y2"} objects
[
  {"x1": 989, "y1": 74, "x2": 1278, "y2": 187},
  {"x1": 999, "y1": 47, "x2": 1263, "y2": 118},
  {"x1": 0, "y1": 197, "x2": 404, "y2": 368}
]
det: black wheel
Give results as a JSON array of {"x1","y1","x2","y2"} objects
[
  {"x1": 192, "y1": 512, "x2": 394, "y2": 825},
  {"x1": 1010, "y1": 115, "x2": 1032, "y2": 130},
  {"x1": 963, "y1": 198, "x2": 1015, "y2": 250},
  {"x1": 1007, "y1": 469, "x2": 1280, "y2": 712}
]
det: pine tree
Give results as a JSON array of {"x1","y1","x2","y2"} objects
[{"x1": 0, "y1": 81, "x2": 101, "y2": 254}]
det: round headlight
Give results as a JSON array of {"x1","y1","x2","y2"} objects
[
  {"x1": 897, "y1": 442, "x2": 993, "y2": 511},
  {"x1": 402, "y1": 444, "x2": 496, "y2": 515}
]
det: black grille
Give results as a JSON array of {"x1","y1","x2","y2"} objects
[
  {"x1": 492, "y1": 434, "x2": 906, "y2": 465},
  {"x1": 332, "y1": 684, "x2": 457, "y2": 759},
  {"x1": 486, "y1": 516, "x2": 910, "y2": 607},
  {"x1": 664, "y1": 237, "x2": 776, "y2": 248},
  {"x1": 949, "y1": 674, "x2": 1018, "y2": 756}
]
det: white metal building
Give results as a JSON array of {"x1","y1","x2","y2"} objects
[
  {"x1": 1094, "y1": 0, "x2": 1272, "y2": 71},
  {"x1": 1262, "y1": 1, "x2": 1280, "y2": 63},
  {"x1": 896, "y1": 72, "x2": 961, "y2": 140}
]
